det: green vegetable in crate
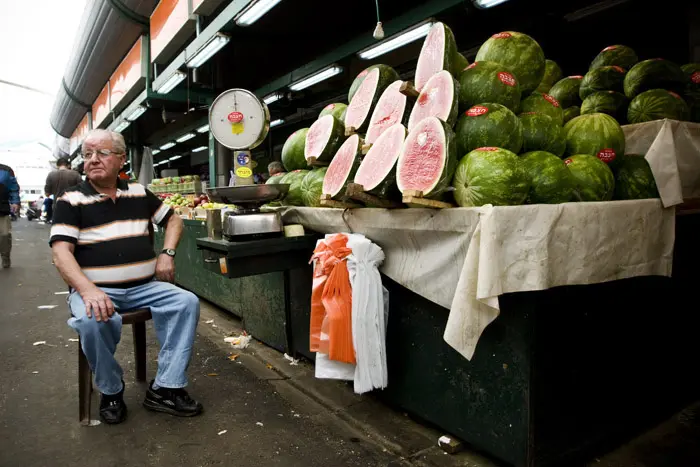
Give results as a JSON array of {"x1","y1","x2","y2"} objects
[
  {"x1": 521, "y1": 151, "x2": 573, "y2": 204},
  {"x1": 414, "y1": 22, "x2": 460, "y2": 92},
  {"x1": 581, "y1": 91, "x2": 629, "y2": 123},
  {"x1": 564, "y1": 154, "x2": 615, "y2": 202},
  {"x1": 475, "y1": 31, "x2": 545, "y2": 94},
  {"x1": 536, "y1": 59, "x2": 564, "y2": 94},
  {"x1": 613, "y1": 154, "x2": 659, "y2": 200},
  {"x1": 580, "y1": 66, "x2": 626, "y2": 100},
  {"x1": 305, "y1": 115, "x2": 346, "y2": 164},
  {"x1": 627, "y1": 89, "x2": 690, "y2": 123},
  {"x1": 519, "y1": 113, "x2": 566, "y2": 157},
  {"x1": 458, "y1": 60, "x2": 521, "y2": 112},
  {"x1": 319, "y1": 103, "x2": 348, "y2": 121},
  {"x1": 589, "y1": 45, "x2": 638, "y2": 71},
  {"x1": 453, "y1": 147, "x2": 530, "y2": 207},
  {"x1": 563, "y1": 113, "x2": 625, "y2": 167},
  {"x1": 456, "y1": 103, "x2": 523, "y2": 156},
  {"x1": 520, "y1": 92, "x2": 564, "y2": 125},
  {"x1": 345, "y1": 65, "x2": 400, "y2": 133},
  {"x1": 281, "y1": 128, "x2": 309, "y2": 171},
  {"x1": 348, "y1": 65, "x2": 399, "y2": 103},
  {"x1": 623, "y1": 59, "x2": 686, "y2": 98},
  {"x1": 548, "y1": 76, "x2": 584, "y2": 109},
  {"x1": 300, "y1": 167, "x2": 328, "y2": 207},
  {"x1": 279, "y1": 170, "x2": 309, "y2": 206},
  {"x1": 563, "y1": 106, "x2": 580, "y2": 124}
]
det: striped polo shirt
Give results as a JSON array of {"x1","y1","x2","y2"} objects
[{"x1": 49, "y1": 179, "x2": 173, "y2": 288}]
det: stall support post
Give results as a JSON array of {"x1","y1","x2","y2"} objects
[
  {"x1": 214, "y1": 137, "x2": 231, "y2": 187},
  {"x1": 208, "y1": 131, "x2": 216, "y2": 185}
]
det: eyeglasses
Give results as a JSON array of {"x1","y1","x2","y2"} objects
[{"x1": 81, "y1": 148, "x2": 124, "y2": 160}]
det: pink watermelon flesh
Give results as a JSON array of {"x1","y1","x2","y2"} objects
[
  {"x1": 305, "y1": 115, "x2": 334, "y2": 161},
  {"x1": 323, "y1": 134, "x2": 360, "y2": 197},
  {"x1": 397, "y1": 117, "x2": 446, "y2": 193},
  {"x1": 355, "y1": 124, "x2": 406, "y2": 191},
  {"x1": 345, "y1": 68, "x2": 380, "y2": 130},
  {"x1": 414, "y1": 23, "x2": 445, "y2": 93},
  {"x1": 366, "y1": 81, "x2": 408, "y2": 145},
  {"x1": 408, "y1": 70, "x2": 454, "y2": 132}
]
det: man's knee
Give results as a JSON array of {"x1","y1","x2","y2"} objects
[{"x1": 71, "y1": 314, "x2": 121, "y2": 338}]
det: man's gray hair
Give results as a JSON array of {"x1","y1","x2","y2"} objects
[
  {"x1": 268, "y1": 161, "x2": 284, "y2": 174},
  {"x1": 82, "y1": 129, "x2": 127, "y2": 154}
]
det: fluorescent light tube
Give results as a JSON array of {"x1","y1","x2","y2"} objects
[
  {"x1": 155, "y1": 70, "x2": 186, "y2": 94},
  {"x1": 289, "y1": 65, "x2": 343, "y2": 91},
  {"x1": 186, "y1": 33, "x2": 231, "y2": 68},
  {"x1": 160, "y1": 142, "x2": 176, "y2": 150},
  {"x1": 263, "y1": 92, "x2": 283, "y2": 105},
  {"x1": 169, "y1": 155, "x2": 182, "y2": 161},
  {"x1": 114, "y1": 121, "x2": 130, "y2": 133},
  {"x1": 236, "y1": 0, "x2": 283, "y2": 26},
  {"x1": 358, "y1": 21, "x2": 434, "y2": 60},
  {"x1": 176, "y1": 132, "x2": 196, "y2": 143},
  {"x1": 125, "y1": 105, "x2": 147, "y2": 121},
  {"x1": 473, "y1": 0, "x2": 509, "y2": 8},
  {"x1": 270, "y1": 119, "x2": 284, "y2": 127},
  {"x1": 192, "y1": 146, "x2": 208, "y2": 152},
  {"x1": 151, "y1": 149, "x2": 160, "y2": 155},
  {"x1": 196, "y1": 124, "x2": 210, "y2": 133}
]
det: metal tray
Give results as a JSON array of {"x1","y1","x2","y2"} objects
[{"x1": 206, "y1": 184, "x2": 289, "y2": 205}]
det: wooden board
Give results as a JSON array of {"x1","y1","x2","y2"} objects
[
  {"x1": 399, "y1": 81, "x2": 419, "y2": 98},
  {"x1": 346, "y1": 183, "x2": 403, "y2": 209},
  {"x1": 402, "y1": 190, "x2": 453, "y2": 209},
  {"x1": 306, "y1": 157, "x2": 330, "y2": 167},
  {"x1": 345, "y1": 126, "x2": 358, "y2": 137},
  {"x1": 319, "y1": 194, "x2": 361, "y2": 209}
]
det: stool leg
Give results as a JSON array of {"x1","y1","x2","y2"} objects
[
  {"x1": 78, "y1": 340, "x2": 92, "y2": 426},
  {"x1": 132, "y1": 322, "x2": 147, "y2": 382}
]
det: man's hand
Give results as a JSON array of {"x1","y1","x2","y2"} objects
[
  {"x1": 10, "y1": 204, "x2": 19, "y2": 214},
  {"x1": 155, "y1": 254, "x2": 175, "y2": 283},
  {"x1": 80, "y1": 286, "x2": 115, "y2": 322}
]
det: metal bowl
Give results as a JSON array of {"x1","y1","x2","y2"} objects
[{"x1": 206, "y1": 184, "x2": 289, "y2": 206}]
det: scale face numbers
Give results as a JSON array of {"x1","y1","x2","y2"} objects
[{"x1": 209, "y1": 89, "x2": 270, "y2": 150}]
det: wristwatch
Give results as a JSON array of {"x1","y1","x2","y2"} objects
[{"x1": 161, "y1": 248, "x2": 176, "y2": 258}]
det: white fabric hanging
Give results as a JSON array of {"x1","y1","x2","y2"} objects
[{"x1": 139, "y1": 147, "x2": 154, "y2": 186}]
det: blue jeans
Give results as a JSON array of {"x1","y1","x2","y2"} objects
[{"x1": 68, "y1": 281, "x2": 200, "y2": 395}]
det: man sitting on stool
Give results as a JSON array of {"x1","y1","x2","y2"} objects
[{"x1": 50, "y1": 129, "x2": 203, "y2": 424}]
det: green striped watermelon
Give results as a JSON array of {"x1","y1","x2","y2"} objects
[
  {"x1": 589, "y1": 45, "x2": 638, "y2": 71},
  {"x1": 613, "y1": 154, "x2": 659, "y2": 200},
  {"x1": 319, "y1": 103, "x2": 348, "y2": 121},
  {"x1": 579, "y1": 66, "x2": 626, "y2": 99},
  {"x1": 281, "y1": 128, "x2": 309, "y2": 171},
  {"x1": 475, "y1": 31, "x2": 545, "y2": 94},
  {"x1": 564, "y1": 155, "x2": 615, "y2": 202},
  {"x1": 627, "y1": 89, "x2": 690, "y2": 123},
  {"x1": 458, "y1": 60, "x2": 521, "y2": 112},
  {"x1": 563, "y1": 113, "x2": 625, "y2": 167},
  {"x1": 519, "y1": 113, "x2": 566, "y2": 157},
  {"x1": 455, "y1": 103, "x2": 523, "y2": 156},
  {"x1": 563, "y1": 106, "x2": 580, "y2": 124},
  {"x1": 581, "y1": 91, "x2": 629, "y2": 123},
  {"x1": 520, "y1": 92, "x2": 564, "y2": 125},
  {"x1": 453, "y1": 147, "x2": 530, "y2": 207},
  {"x1": 300, "y1": 168, "x2": 328, "y2": 207},
  {"x1": 521, "y1": 151, "x2": 573, "y2": 204},
  {"x1": 536, "y1": 59, "x2": 564, "y2": 94},
  {"x1": 280, "y1": 170, "x2": 310, "y2": 206},
  {"x1": 548, "y1": 76, "x2": 584, "y2": 109},
  {"x1": 454, "y1": 53, "x2": 469, "y2": 74},
  {"x1": 305, "y1": 115, "x2": 346, "y2": 164},
  {"x1": 623, "y1": 59, "x2": 686, "y2": 98},
  {"x1": 415, "y1": 22, "x2": 459, "y2": 92},
  {"x1": 266, "y1": 173, "x2": 286, "y2": 185},
  {"x1": 348, "y1": 65, "x2": 399, "y2": 103}
]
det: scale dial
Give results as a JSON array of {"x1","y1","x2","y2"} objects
[{"x1": 209, "y1": 88, "x2": 270, "y2": 150}]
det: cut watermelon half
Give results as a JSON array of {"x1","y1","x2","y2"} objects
[
  {"x1": 414, "y1": 22, "x2": 458, "y2": 92},
  {"x1": 322, "y1": 134, "x2": 362, "y2": 199},
  {"x1": 345, "y1": 66, "x2": 397, "y2": 133},
  {"x1": 354, "y1": 124, "x2": 407, "y2": 198},
  {"x1": 407, "y1": 70, "x2": 459, "y2": 132},
  {"x1": 365, "y1": 81, "x2": 412, "y2": 145},
  {"x1": 305, "y1": 114, "x2": 346, "y2": 164},
  {"x1": 397, "y1": 117, "x2": 457, "y2": 198}
]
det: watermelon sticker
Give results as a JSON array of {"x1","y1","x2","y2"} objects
[
  {"x1": 597, "y1": 148, "x2": 616, "y2": 163},
  {"x1": 325, "y1": 104, "x2": 336, "y2": 110},
  {"x1": 564, "y1": 158, "x2": 573, "y2": 165},
  {"x1": 602, "y1": 46, "x2": 618, "y2": 52},
  {"x1": 570, "y1": 75, "x2": 584, "y2": 79},
  {"x1": 476, "y1": 147, "x2": 500, "y2": 152},
  {"x1": 692, "y1": 72, "x2": 700, "y2": 84},
  {"x1": 467, "y1": 62, "x2": 478, "y2": 70},
  {"x1": 467, "y1": 105, "x2": 489, "y2": 117},
  {"x1": 669, "y1": 91, "x2": 682, "y2": 99},
  {"x1": 612, "y1": 66, "x2": 625, "y2": 73},
  {"x1": 492, "y1": 32, "x2": 512, "y2": 39},
  {"x1": 543, "y1": 94, "x2": 560, "y2": 108},
  {"x1": 228, "y1": 111, "x2": 244, "y2": 123},
  {"x1": 498, "y1": 72, "x2": 516, "y2": 87}
]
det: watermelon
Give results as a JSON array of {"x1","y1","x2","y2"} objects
[
  {"x1": 353, "y1": 124, "x2": 407, "y2": 199},
  {"x1": 397, "y1": 117, "x2": 457, "y2": 199},
  {"x1": 521, "y1": 151, "x2": 573, "y2": 204},
  {"x1": 519, "y1": 113, "x2": 566, "y2": 157},
  {"x1": 455, "y1": 103, "x2": 523, "y2": 156},
  {"x1": 453, "y1": 147, "x2": 530, "y2": 207},
  {"x1": 365, "y1": 80, "x2": 412, "y2": 145},
  {"x1": 520, "y1": 92, "x2": 564, "y2": 125},
  {"x1": 300, "y1": 167, "x2": 328, "y2": 207},
  {"x1": 579, "y1": 66, "x2": 626, "y2": 100},
  {"x1": 563, "y1": 113, "x2": 625, "y2": 167},
  {"x1": 613, "y1": 154, "x2": 659, "y2": 200},
  {"x1": 627, "y1": 89, "x2": 690, "y2": 124},
  {"x1": 345, "y1": 65, "x2": 399, "y2": 133},
  {"x1": 319, "y1": 103, "x2": 348, "y2": 121},
  {"x1": 623, "y1": 59, "x2": 686, "y2": 98},
  {"x1": 681, "y1": 63, "x2": 700, "y2": 122},
  {"x1": 458, "y1": 60, "x2": 521, "y2": 112},
  {"x1": 475, "y1": 31, "x2": 545, "y2": 94},
  {"x1": 414, "y1": 22, "x2": 459, "y2": 92},
  {"x1": 280, "y1": 170, "x2": 310, "y2": 206},
  {"x1": 305, "y1": 115, "x2": 346, "y2": 164},
  {"x1": 408, "y1": 70, "x2": 460, "y2": 132},
  {"x1": 563, "y1": 106, "x2": 580, "y2": 124},
  {"x1": 322, "y1": 134, "x2": 362, "y2": 199},
  {"x1": 548, "y1": 76, "x2": 584, "y2": 109},
  {"x1": 536, "y1": 59, "x2": 564, "y2": 94},
  {"x1": 589, "y1": 45, "x2": 638, "y2": 71},
  {"x1": 348, "y1": 65, "x2": 399, "y2": 103},
  {"x1": 266, "y1": 173, "x2": 286, "y2": 184},
  {"x1": 281, "y1": 128, "x2": 309, "y2": 171},
  {"x1": 564, "y1": 155, "x2": 614, "y2": 202},
  {"x1": 454, "y1": 53, "x2": 470, "y2": 74},
  {"x1": 580, "y1": 91, "x2": 629, "y2": 122}
]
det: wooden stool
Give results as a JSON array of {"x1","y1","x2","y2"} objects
[{"x1": 77, "y1": 308, "x2": 152, "y2": 425}]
